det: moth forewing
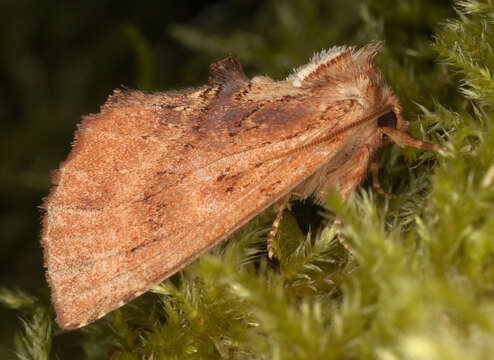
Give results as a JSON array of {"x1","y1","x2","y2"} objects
[{"x1": 41, "y1": 42, "x2": 440, "y2": 329}]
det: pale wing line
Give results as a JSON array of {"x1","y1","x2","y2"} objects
[
  {"x1": 47, "y1": 206, "x2": 102, "y2": 214},
  {"x1": 48, "y1": 108, "x2": 387, "y2": 273},
  {"x1": 78, "y1": 126, "x2": 164, "y2": 144}
]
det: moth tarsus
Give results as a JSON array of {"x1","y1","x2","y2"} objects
[
  {"x1": 267, "y1": 195, "x2": 290, "y2": 259},
  {"x1": 333, "y1": 216, "x2": 353, "y2": 253},
  {"x1": 41, "y1": 42, "x2": 442, "y2": 329},
  {"x1": 370, "y1": 162, "x2": 396, "y2": 200}
]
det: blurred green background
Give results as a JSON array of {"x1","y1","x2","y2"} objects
[{"x1": 0, "y1": 0, "x2": 455, "y2": 357}]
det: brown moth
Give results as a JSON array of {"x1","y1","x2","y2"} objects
[{"x1": 41, "y1": 42, "x2": 440, "y2": 330}]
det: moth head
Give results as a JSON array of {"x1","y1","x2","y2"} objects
[{"x1": 288, "y1": 42, "x2": 412, "y2": 133}]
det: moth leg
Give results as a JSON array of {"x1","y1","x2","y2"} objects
[
  {"x1": 267, "y1": 195, "x2": 290, "y2": 259},
  {"x1": 317, "y1": 146, "x2": 372, "y2": 252},
  {"x1": 370, "y1": 162, "x2": 396, "y2": 199},
  {"x1": 380, "y1": 127, "x2": 442, "y2": 151},
  {"x1": 333, "y1": 216, "x2": 353, "y2": 253}
]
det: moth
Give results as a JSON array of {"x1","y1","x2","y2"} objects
[{"x1": 41, "y1": 42, "x2": 440, "y2": 330}]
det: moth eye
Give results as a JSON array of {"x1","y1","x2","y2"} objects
[{"x1": 377, "y1": 111, "x2": 397, "y2": 128}]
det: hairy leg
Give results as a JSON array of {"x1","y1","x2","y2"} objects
[
  {"x1": 370, "y1": 161, "x2": 396, "y2": 199},
  {"x1": 267, "y1": 196, "x2": 290, "y2": 259}
]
